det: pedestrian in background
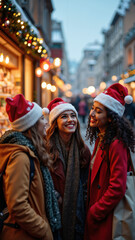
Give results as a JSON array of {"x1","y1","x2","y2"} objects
[
  {"x1": 84, "y1": 83, "x2": 135, "y2": 240},
  {"x1": 124, "y1": 101, "x2": 135, "y2": 127},
  {"x1": 0, "y1": 94, "x2": 61, "y2": 240},
  {"x1": 43, "y1": 97, "x2": 91, "y2": 240},
  {"x1": 70, "y1": 94, "x2": 80, "y2": 112},
  {"x1": 78, "y1": 97, "x2": 88, "y2": 125}
]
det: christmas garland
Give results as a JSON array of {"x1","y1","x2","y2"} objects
[{"x1": 0, "y1": 0, "x2": 48, "y2": 58}]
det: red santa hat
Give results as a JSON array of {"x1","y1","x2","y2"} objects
[
  {"x1": 6, "y1": 94, "x2": 43, "y2": 131},
  {"x1": 94, "y1": 83, "x2": 133, "y2": 116},
  {"x1": 42, "y1": 97, "x2": 78, "y2": 124}
]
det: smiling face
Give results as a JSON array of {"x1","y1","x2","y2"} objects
[
  {"x1": 89, "y1": 101, "x2": 109, "y2": 133},
  {"x1": 56, "y1": 110, "x2": 77, "y2": 139}
]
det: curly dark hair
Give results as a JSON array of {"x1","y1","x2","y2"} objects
[
  {"x1": 86, "y1": 107, "x2": 135, "y2": 152},
  {"x1": 46, "y1": 119, "x2": 88, "y2": 168}
]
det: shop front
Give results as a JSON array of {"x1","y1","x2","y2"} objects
[
  {"x1": 0, "y1": 0, "x2": 50, "y2": 136},
  {"x1": 0, "y1": 31, "x2": 43, "y2": 136},
  {"x1": 0, "y1": 31, "x2": 24, "y2": 136}
]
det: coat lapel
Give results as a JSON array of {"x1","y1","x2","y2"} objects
[{"x1": 91, "y1": 145, "x2": 104, "y2": 184}]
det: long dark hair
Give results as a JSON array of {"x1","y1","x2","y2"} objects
[
  {"x1": 46, "y1": 119, "x2": 87, "y2": 167},
  {"x1": 86, "y1": 107, "x2": 135, "y2": 152}
]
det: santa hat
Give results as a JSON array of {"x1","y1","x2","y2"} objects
[
  {"x1": 6, "y1": 94, "x2": 43, "y2": 132},
  {"x1": 42, "y1": 97, "x2": 78, "y2": 124},
  {"x1": 94, "y1": 83, "x2": 133, "y2": 117}
]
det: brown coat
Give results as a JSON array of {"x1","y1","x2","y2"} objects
[{"x1": 0, "y1": 144, "x2": 53, "y2": 240}]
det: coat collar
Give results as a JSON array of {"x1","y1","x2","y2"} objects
[{"x1": 91, "y1": 138, "x2": 106, "y2": 184}]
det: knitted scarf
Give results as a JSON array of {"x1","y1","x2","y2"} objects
[
  {"x1": 0, "y1": 130, "x2": 61, "y2": 232},
  {"x1": 55, "y1": 133, "x2": 80, "y2": 240}
]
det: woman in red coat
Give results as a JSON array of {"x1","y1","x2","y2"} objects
[{"x1": 84, "y1": 83, "x2": 135, "y2": 240}]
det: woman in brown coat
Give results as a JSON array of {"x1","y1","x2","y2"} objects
[{"x1": 0, "y1": 94, "x2": 61, "y2": 240}]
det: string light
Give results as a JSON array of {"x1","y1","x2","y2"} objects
[
  {"x1": 47, "y1": 84, "x2": 51, "y2": 90},
  {"x1": 41, "y1": 81, "x2": 47, "y2": 89},
  {"x1": 51, "y1": 85, "x2": 56, "y2": 92},
  {"x1": 5, "y1": 56, "x2": 9, "y2": 64},
  {"x1": 0, "y1": 0, "x2": 48, "y2": 57},
  {"x1": 0, "y1": 53, "x2": 10, "y2": 64},
  {"x1": 53, "y1": 58, "x2": 61, "y2": 68},
  {"x1": 35, "y1": 67, "x2": 43, "y2": 77},
  {"x1": 0, "y1": 53, "x2": 4, "y2": 62}
]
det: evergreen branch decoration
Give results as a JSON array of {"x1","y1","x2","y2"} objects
[{"x1": 0, "y1": 0, "x2": 48, "y2": 58}]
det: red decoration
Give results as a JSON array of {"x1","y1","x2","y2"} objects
[
  {"x1": 28, "y1": 40, "x2": 32, "y2": 44},
  {"x1": 40, "y1": 57, "x2": 46, "y2": 65}
]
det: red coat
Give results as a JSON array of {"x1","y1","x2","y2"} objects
[{"x1": 84, "y1": 138, "x2": 129, "y2": 240}]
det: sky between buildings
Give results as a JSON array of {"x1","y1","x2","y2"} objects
[{"x1": 52, "y1": 0, "x2": 120, "y2": 62}]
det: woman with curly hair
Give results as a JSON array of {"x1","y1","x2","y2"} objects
[
  {"x1": 0, "y1": 94, "x2": 61, "y2": 240},
  {"x1": 84, "y1": 83, "x2": 135, "y2": 240},
  {"x1": 43, "y1": 98, "x2": 91, "y2": 240}
]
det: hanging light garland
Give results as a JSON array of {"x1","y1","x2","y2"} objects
[{"x1": 0, "y1": 0, "x2": 48, "y2": 58}]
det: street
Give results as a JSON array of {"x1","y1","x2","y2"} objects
[{"x1": 80, "y1": 120, "x2": 94, "y2": 154}]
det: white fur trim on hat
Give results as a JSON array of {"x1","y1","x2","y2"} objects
[
  {"x1": 11, "y1": 102, "x2": 43, "y2": 132},
  {"x1": 94, "y1": 93, "x2": 125, "y2": 117},
  {"x1": 49, "y1": 103, "x2": 78, "y2": 124}
]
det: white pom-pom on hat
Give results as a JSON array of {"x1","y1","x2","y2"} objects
[
  {"x1": 42, "y1": 107, "x2": 49, "y2": 116},
  {"x1": 124, "y1": 95, "x2": 133, "y2": 104}
]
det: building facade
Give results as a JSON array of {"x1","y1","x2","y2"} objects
[
  {"x1": 76, "y1": 42, "x2": 102, "y2": 94},
  {"x1": 16, "y1": 0, "x2": 54, "y2": 106},
  {"x1": 102, "y1": 0, "x2": 129, "y2": 83},
  {"x1": 50, "y1": 19, "x2": 69, "y2": 97},
  {"x1": 123, "y1": 0, "x2": 135, "y2": 100}
]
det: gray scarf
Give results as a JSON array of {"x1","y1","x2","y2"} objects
[{"x1": 55, "y1": 133, "x2": 80, "y2": 240}]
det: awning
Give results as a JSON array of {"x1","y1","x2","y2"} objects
[{"x1": 124, "y1": 75, "x2": 135, "y2": 83}]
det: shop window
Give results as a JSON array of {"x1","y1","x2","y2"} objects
[
  {"x1": 89, "y1": 64, "x2": 94, "y2": 71},
  {"x1": 0, "y1": 66, "x2": 21, "y2": 136}
]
